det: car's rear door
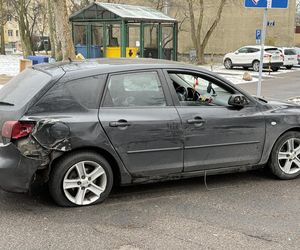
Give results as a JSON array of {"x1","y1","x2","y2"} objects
[
  {"x1": 99, "y1": 70, "x2": 183, "y2": 177},
  {"x1": 164, "y1": 69, "x2": 266, "y2": 172}
]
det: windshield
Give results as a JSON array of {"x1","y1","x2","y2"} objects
[
  {"x1": 284, "y1": 49, "x2": 297, "y2": 55},
  {"x1": 265, "y1": 48, "x2": 280, "y2": 54},
  {"x1": 0, "y1": 69, "x2": 51, "y2": 107}
]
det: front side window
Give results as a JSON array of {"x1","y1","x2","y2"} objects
[
  {"x1": 238, "y1": 48, "x2": 248, "y2": 53},
  {"x1": 103, "y1": 72, "x2": 166, "y2": 107},
  {"x1": 169, "y1": 72, "x2": 235, "y2": 107}
]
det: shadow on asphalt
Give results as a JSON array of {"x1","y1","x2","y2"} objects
[{"x1": 0, "y1": 169, "x2": 275, "y2": 210}]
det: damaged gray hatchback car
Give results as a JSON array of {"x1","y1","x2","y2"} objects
[{"x1": 0, "y1": 59, "x2": 300, "y2": 207}]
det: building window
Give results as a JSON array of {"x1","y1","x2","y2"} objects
[
  {"x1": 8, "y1": 30, "x2": 13, "y2": 37},
  {"x1": 16, "y1": 30, "x2": 19, "y2": 37},
  {"x1": 7, "y1": 15, "x2": 12, "y2": 22}
]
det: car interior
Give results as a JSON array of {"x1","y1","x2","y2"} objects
[{"x1": 169, "y1": 73, "x2": 234, "y2": 107}]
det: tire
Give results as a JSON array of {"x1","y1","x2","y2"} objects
[
  {"x1": 224, "y1": 58, "x2": 233, "y2": 69},
  {"x1": 268, "y1": 131, "x2": 300, "y2": 180},
  {"x1": 271, "y1": 67, "x2": 279, "y2": 72},
  {"x1": 49, "y1": 151, "x2": 113, "y2": 207},
  {"x1": 243, "y1": 67, "x2": 249, "y2": 70},
  {"x1": 252, "y1": 60, "x2": 260, "y2": 72},
  {"x1": 286, "y1": 66, "x2": 293, "y2": 70}
]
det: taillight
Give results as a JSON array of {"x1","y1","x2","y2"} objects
[
  {"x1": 298, "y1": 55, "x2": 300, "y2": 59},
  {"x1": 280, "y1": 54, "x2": 284, "y2": 60},
  {"x1": 2, "y1": 121, "x2": 35, "y2": 140}
]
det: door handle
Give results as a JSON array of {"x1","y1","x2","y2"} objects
[
  {"x1": 109, "y1": 120, "x2": 131, "y2": 128},
  {"x1": 187, "y1": 116, "x2": 206, "y2": 125}
]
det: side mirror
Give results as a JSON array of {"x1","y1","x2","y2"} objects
[
  {"x1": 234, "y1": 51, "x2": 239, "y2": 55},
  {"x1": 228, "y1": 94, "x2": 249, "y2": 108}
]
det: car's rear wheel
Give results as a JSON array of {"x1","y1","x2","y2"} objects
[
  {"x1": 224, "y1": 59, "x2": 233, "y2": 69},
  {"x1": 49, "y1": 151, "x2": 113, "y2": 207},
  {"x1": 268, "y1": 132, "x2": 300, "y2": 180},
  {"x1": 271, "y1": 67, "x2": 279, "y2": 72},
  {"x1": 286, "y1": 65, "x2": 293, "y2": 70},
  {"x1": 252, "y1": 60, "x2": 260, "y2": 72}
]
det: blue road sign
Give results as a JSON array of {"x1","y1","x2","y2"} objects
[
  {"x1": 256, "y1": 29, "x2": 262, "y2": 40},
  {"x1": 245, "y1": 0, "x2": 288, "y2": 9}
]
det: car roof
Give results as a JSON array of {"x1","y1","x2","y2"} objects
[
  {"x1": 240, "y1": 45, "x2": 279, "y2": 50},
  {"x1": 32, "y1": 58, "x2": 211, "y2": 78}
]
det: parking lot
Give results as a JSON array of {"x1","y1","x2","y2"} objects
[{"x1": 0, "y1": 68, "x2": 299, "y2": 250}]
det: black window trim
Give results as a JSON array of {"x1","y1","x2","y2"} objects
[
  {"x1": 162, "y1": 68, "x2": 258, "y2": 108},
  {"x1": 100, "y1": 69, "x2": 173, "y2": 109}
]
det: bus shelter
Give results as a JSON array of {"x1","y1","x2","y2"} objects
[{"x1": 69, "y1": 2, "x2": 178, "y2": 60}]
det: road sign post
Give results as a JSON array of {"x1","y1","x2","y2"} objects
[
  {"x1": 245, "y1": 0, "x2": 289, "y2": 96},
  {"x1": 257, "y1": 8, "x2": 268, "y2": 97}
]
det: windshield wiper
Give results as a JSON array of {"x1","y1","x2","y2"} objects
[{"x1": 0, "y1": 101, "x2": 14, "y2": 106}]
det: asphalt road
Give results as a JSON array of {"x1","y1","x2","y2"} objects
[{"x1": 0, "y1": 70, "x2": 300, "y2": 250}]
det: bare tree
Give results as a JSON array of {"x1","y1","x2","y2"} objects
[
  {"x1": 187, "y1": 0, "x2": 227, "y2": 64},
  {"x1": 0, "y1": 0, "x2": 7, "y2": 55},
  {"x1": 296, "y1": 0, "x2": 300, "y2": 25},
  {"x1": 52, "y1": 0, "x2": 75, "y2": 61}
]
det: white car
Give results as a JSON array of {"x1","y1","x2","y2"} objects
[
  {"x1": 278, "y1": 47, "x2": 298, "y2": 69},
  {"x1": 295, "y1": 47, "x2": 300, "y2": 65},
  {"x1": 223, "y1": 46, "x2": 283, "y2": 72}
]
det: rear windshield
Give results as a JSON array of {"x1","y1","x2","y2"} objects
[
  {"x1": 265, "y1": 48, "x2": 280, "y2": 54},
  {"x1": 284, "y1": 49, "x2": 297, "y2": 55},
  {"x1": 0, "y1": 69, "x2": 51, "y2": 107}
]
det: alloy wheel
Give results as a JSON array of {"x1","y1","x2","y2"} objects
[
  {"x1": 63, "y1": 161, "x2": 107, "y2": 205},
  {"x1": 224, "y1": 59, "x2": 232, "y2": 69},
  {"x1": 278, "y1": 138, "x2": 300, "y2": 175},
  {"x1": 253, "y1": 61, "x2": 260, "y2": 72}
]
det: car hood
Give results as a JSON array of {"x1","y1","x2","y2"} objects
[{"x1": 254, "y1": 96, "x2": 300, "y2": 109}]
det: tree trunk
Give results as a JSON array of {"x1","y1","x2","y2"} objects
[
  {"x1": 0, "y1": 0, "x2": 5, "y2": 55},
  {"x1": 188, "y1": 0, "x2": 226, "y2": 65},
  {"x1": 53, "y1": 0, "x2": 75, "y2": 61},
  {"x1": 17, "y1": 0, "x2": 33, "y2": 57},
  {"x1": 47, "y1": 0, "x2": 56, "y2": 58}
]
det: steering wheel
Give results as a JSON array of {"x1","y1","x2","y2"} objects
[{"x1": 176, "y1": 86, "x2": 188, "y2": 101}]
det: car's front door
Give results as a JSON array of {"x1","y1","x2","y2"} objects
[
  {"x1": 99, "y1": 70, "x2": 183, "y2": 177},
  {"x1": 165, "y1": 70, "x2": 266, "y2": 172},
  {"x1": 232, "y1": 47, "x2": 249, "y2": 65}
]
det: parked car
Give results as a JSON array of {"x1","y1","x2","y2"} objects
[
  {"x1": 278, "y1": 47, "x2": 298, "y2": 69},
  {"x1": 294, "y1": 47, "x2": 300, "y2": 65},
  {"x1": 223, "y1": 46, "x2": 283, "y2": 72},
  {"x1": 0, "y1": 59, "x2": 300, "y2": 207}
]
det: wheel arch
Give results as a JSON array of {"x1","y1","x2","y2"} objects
[
  {"x1": 48, "y1": 146, "x2": 127, "y2": 186},
  {"x1": 252, "y1": 59, "x2": 260, "y2": 65},
  {"x1": 268, "y1": 127, "x2": 300, "y2": 161}
]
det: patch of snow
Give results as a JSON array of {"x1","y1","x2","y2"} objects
[{"x1": 0, "y1": 55, "x2": 22, "y2": 76}]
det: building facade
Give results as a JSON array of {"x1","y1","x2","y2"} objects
[{"x1": 3, "y1": 15, "x2": 21, "y2": 50}]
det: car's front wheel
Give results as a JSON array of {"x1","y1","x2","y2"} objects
[
  {"x1": 49, "y1": 151, "x2": 113, "y2": 207},
  {"x1": 271, "y1": 67, "x2": 279, "y2": 72},
  {"x1": 286, "y1": 65, "x2": 293, "y2": 70},
  {"x1": 268, "y1": 132, "x2": 300, "y2": 180},
  {"x1": 224, "y1": 58, "x2": 233, "y2": 69}
]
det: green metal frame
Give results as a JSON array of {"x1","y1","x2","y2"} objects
[{"x1": 70, "y1": 4, "x2": 178, "y2": 61}]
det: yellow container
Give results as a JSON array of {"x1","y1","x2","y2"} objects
[{"x1": 106, "y1": 47, "x2": 138, "y2": 58}]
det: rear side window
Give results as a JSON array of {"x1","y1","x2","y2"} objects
[
  {"x1": 0, "y1": 69, "x2": 51, "y2": 107},
  {"x1": 28, "y1": 75, "x2": 105, "y2": 114},
  {"x1": 284, "y1": 49, "x2": 297, "y2": 55},
  {"x1": 102, "y1": 72, "x2": 166, "y2": 107}
]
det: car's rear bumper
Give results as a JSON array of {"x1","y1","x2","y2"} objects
[
  {"x1": 263, "y1": 62, "x2": 283, "y2": 68},
  {"x1": 0, "y1": 143, "x2": 41, "y2": 193}
]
